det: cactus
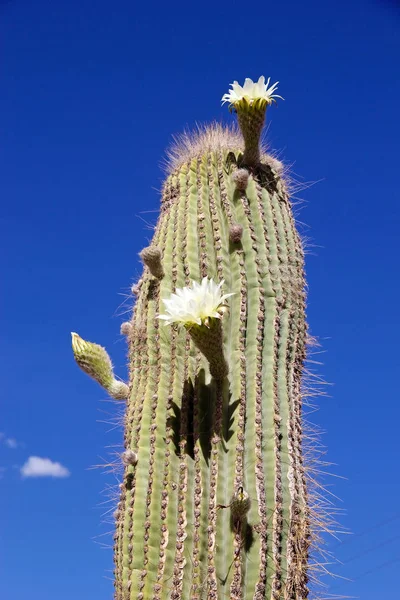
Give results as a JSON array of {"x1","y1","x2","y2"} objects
[
  {"x1": 72, "y1": 76, "x2": 313, "y2": 599},
  {"x1": 71, "y1": 332, "x2": 129, "y2": 400}
]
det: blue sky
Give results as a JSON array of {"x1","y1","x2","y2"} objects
[{"x1": 1, "y1": 0, "x2": 399, "y2": 598}]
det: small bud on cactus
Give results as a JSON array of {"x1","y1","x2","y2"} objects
[
  {"x1": 232, "y1": 168, "x2": 249, "y2": 191},
  {"x1": 71, "y1": 332, "x2": 129, "y2": 400},
  {"x1": 229, "y1": 223, "x2": 243, "y2": 243},
  {"x1": 120, "y1": 322, "x2": 132, "y2": 336},
  {"x1": 122, "y1": 449, "x2": 138, "y2": 467},
  {"x1": 131, "y1": 281, "x2": 141, "y2": 295},
  {"x1": 139, "y1": 246, "x2": 164, "y2": 279}
]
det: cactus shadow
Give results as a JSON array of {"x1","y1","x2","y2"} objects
[
  {"x1": 167, "y1": 378, "x2": 197, "y2": 461},
  {"x1": 256, "y1": 163, "x2": 280, "y2": 195},
  {"x1": 125, "y1": 472, "x2": 134, "y2": 491},
  {"x1": 167, "y1": 401, "x2": 183, "y2": 458},
  {"x1": 225, "y1": 151, "x2": 240, "y2": 172},
  {"x1": 195, "y1": 369, "x2": 214, "y2": 465},
  {"x1": 223, "y1": 394, "x2": 240, "y2": 445},
  {"x1": 229, "y1": 157, "x2": 279, "y2": 198},
  {"x1": 243, "y1": 522, "x2": 254, "y2": 553},
  {"x1": 218, "y1": 522, "x2": 254, "y2": 586},
  {"x1": 233, "y1": 188, "x2": 244, "y2": 204},
  {"x1": 196, "y1": 370, "x2": 240, "y2": 463},
  {"x1": 229, "y1": 239, "x2": 242, "y2": 253},
  {"x1": 147, "y1": 279, "x2": 160, "y2": 301},
  {"x1": 166, "y1": 370, "x2": 240, "y2": 466}
]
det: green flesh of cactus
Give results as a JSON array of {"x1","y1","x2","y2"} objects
[
  {"x1": 113, "y1": 146, "x2": 309, "y2": 599},
  {"x1": 72, "y1": 81, "x2": 312, "y2": 599}
]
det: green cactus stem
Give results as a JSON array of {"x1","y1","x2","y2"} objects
[
  {"x1": 222, "y1": 76, "x2": 283, "y2": 168},
  {"x1": 72, "y1": 76, "x2": 313, "y2": 600},
  {"x1": 71, "y1": 332, "x2": 129, "y2": 400},
  {"x1": 185, "y1": 318, "x2": 228, "y2": 380},
  {"x1": 236, "y1": 103, "x2": 266, "y2": 166}
]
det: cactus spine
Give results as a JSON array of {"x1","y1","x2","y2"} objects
[{"x1": 72, "y1": 77, "x2": 312, "y2": 599}]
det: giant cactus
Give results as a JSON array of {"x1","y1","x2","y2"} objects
[{"x1": 72, "y1": 76, "x2": 312, "y2": 599}]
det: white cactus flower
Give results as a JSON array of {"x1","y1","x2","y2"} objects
[
  {"x1": 221, "y1": 76, "x2": 283, "y2": 107},
  {"x1": 158, "y1": 277, "x2": 234, "y2": 327}
]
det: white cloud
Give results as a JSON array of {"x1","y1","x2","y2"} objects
[
  {"x1": 0, "y1": 433, "x2": 20, "y2": 449},
  {"x1": 5, "y1": 438, "x2": 17, "y2": 449},
  {"x1": 20, "y1": 456, "x2": 70, "y2": 479}
]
